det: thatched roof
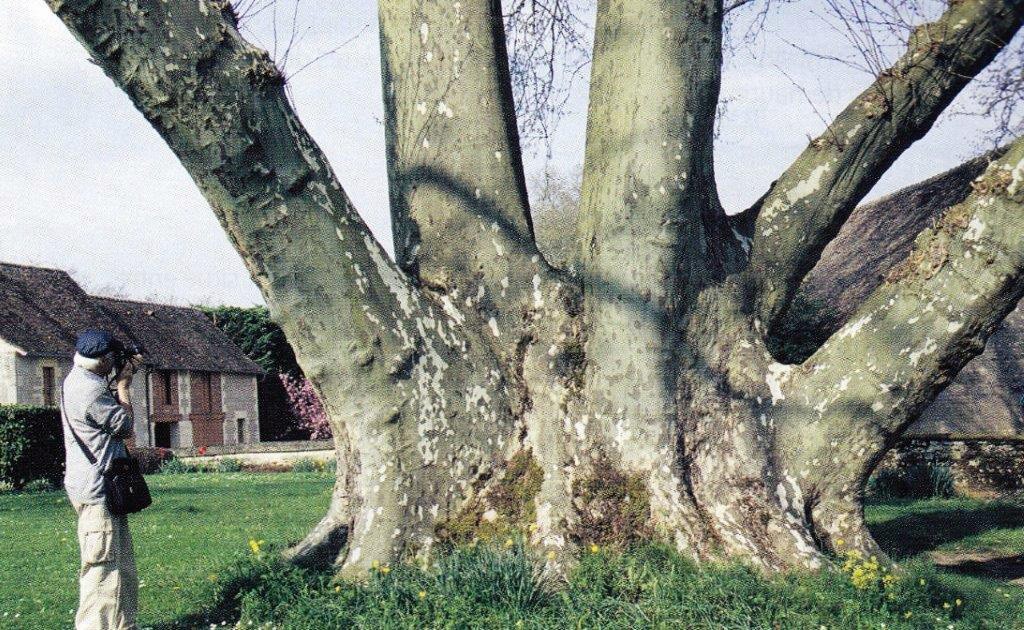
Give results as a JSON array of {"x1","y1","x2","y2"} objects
[
  {"x1": 788, "y1": 146, "x2": 1022, "y2": 438},
  {"x1": 0, "y1": 263, "x2": 262, "y2": 376},
  {"x1": 95, "y1": 297, "x2": 264, "y2": 375},
  {"x1": 0, "y1": 263, "x2": 127, "y2": 357}
]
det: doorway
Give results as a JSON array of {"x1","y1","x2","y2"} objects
[{"x1": 154, "y1": 422, "x2": 172, "y2": 448}]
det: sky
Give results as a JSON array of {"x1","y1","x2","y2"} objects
[{"x1": 0, "y1": 1, "x2": 1010, "y2": 306}]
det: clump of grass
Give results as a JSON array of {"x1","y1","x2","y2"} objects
[
  {"x1": 571, "y1": 456, "x2": 651, "y2": 548},
  {"x1": 182, "y1": 542, "x2": 1021, "y2": 629}
]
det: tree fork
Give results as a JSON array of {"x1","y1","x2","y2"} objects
[
  {"x1": 775, "y1": 136, "x2": 1024, "y2": 558},
  {"x1": 379, "y1": 0, "x2": 570, "y2": 364},
  {"x1": 47, "y1": 0, "x2": 522, "y2": 576},
  {"x1": 743, "y1": 0, "x2": 1024, "y2": 334}
]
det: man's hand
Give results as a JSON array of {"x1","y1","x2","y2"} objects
[{"x1": 116, "y1": 357, "x2": 139, "y2": 387}]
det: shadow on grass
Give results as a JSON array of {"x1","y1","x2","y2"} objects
[
  {"x1": 933, "y1": 552, "x2": 1024, "y2": 583},
  {"x1": 869, "y1": 501, "x2": 1024, "y2": 558}
]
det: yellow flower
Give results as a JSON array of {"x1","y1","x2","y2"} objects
[
  {"x1": 546, "y1": 550, "x2": 557, "y2": 561},
  {"x1": 371, "y1": 560, "x2": 380, "y2": 569},
  {"x1": 248, "y1": 538, "x2": 265, "y2": 555},
  {"x1": 835, "y1": 539, "x2": 845, "y2": 547},
  {"x1": 334, "y1": 585, "x2": 341, "y2": 592},
  {"x1": 380, "y1": 565, "x2": 391, "y2": 575},
  {"x1": 418, "y1": 590, "x2": 427, "y2": 600},
  {"x1": 904, "y1": 612, "x2": 913, "y2": 619},
  {"x1": 589, "y1": 543, "x2": 600, "y2": 554},
  {"x1": 208, "y1": 574, "x2": 218, "y2": 582},
  {"x1": 956, "y1": 599, "x2": 962, "y2": 607},
  {"x1": 504, "y1": 538, "x2": 515, "y2": 548},
  {"x1": 943, "y1": 602, "x2": 951, "y2": 609},
  {"x1": 919, "y1": 578, "x2": 926, "y2": 586}
]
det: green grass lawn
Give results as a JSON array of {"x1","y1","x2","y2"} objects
[
  {"x1": 0, "y1": 472, "x2": 332, "y2": 629},
  {"x1": 1, "y1": 473, "x2": 1021, "y2": 629}
]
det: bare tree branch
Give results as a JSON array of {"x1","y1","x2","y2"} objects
[{"x1": 502, "y1": 0, "x2": 591, "y2": 153}]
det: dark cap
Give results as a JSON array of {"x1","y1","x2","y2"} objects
[{"x1": 75, "y1": 330, "x2": 124, "y2": 358}]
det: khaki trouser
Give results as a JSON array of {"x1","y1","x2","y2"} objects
[{"x1": 72, "y1": 502, "x2": 138, "y2": 630}]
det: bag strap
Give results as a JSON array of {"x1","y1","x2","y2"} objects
[{"x1": 61, "y1": 383, "x2": 98, "y2": 466}]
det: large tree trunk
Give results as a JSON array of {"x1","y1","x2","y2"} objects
[{"x1": 47, "y1": 0, "x2": 1024, "y2": 577}]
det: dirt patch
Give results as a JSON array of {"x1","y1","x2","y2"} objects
[{"x1": 932, "y1": 550, "x2": 1024, "y2": 586}]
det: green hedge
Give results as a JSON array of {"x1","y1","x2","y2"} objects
[{"x1": 0, "y1": 405, "x2": 63, "y2": 490}]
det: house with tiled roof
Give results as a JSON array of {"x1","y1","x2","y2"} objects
[{"x1": 0, "y1": 262, "x2": 264, "y2": 449}]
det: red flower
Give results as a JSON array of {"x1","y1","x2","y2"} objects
[{"x1": 198, "y1": 446, "x2": 207, "y2": 456}]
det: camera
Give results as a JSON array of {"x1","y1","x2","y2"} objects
[{"x1": 111, "y1": 342, "x2": 143, "y2": 377}]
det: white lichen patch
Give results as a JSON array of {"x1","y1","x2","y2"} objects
[
  {"x1": 964, "y1": 215, "x2": 986, "y2": 241},
  {"x1": 908, "y1": 337, "x2": 937, "y2": 367},
  {"x1": 1007, "y1": 155, "x2": 1024, "y2": 197},
  {"x1": 761, "y1": 162, "x2": 833, "y2": 227},
  {"x1": 532, "y1": 274, "x2": 544, "y2": 308},
  {"x1": 488, "y1": 317, "x2": 500, "y2": 337},
  {"x1": 766, "y1": 362, "x2": 794, "y2": 405},
  {"x1": 836, "y1": 314, "x2": 871, "y2": 340},
  {"x1": 731, "y1": 227, "x2": 752, "y2": 254},
  {"x1": 365, "y1": 235, "x2": 416, "y2": 317}
]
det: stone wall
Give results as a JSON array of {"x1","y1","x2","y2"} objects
[
  {"x1": 879, "y1": 437, "x2": 1024, "y2": 496},
  {"x1": 0, "y1": 344, "x2": 18, "y2": 404},
  {"x1": 221, "y1": 373, "x2": 259, "y2": 445},
  {"x1": 13, "y1": 356, "x2": 70, "y2": 408}
]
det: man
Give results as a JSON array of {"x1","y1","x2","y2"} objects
[{"x1": 61, "y1": 330, "x2": 140, "y2": 630}]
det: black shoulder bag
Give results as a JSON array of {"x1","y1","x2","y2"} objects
[{"x1": 61, "y1": 387, "x2": 152, "y2": 515}]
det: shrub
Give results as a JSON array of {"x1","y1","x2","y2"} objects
[
  {"x1": 280, "y1": 374, "x2": 331, "y2": 439},
  {"x1": 868, "y1": 463, "x2": 958, "y2": 499},
  {"x1": 216, "y1": 458, "x2": 244, "y2": 473},
  {"x1": 159, "y1": 457, "x2": 200, "y2": 474},
  {"x1": 0, "y1": 405, "x2": 63, "y2": 490},
  {"x1": 21, "y1": 477, "x2": 58, "y2": 493},
  {"x1": 291, "y1": 458, "x2": 323, "y2": 473},
  {"x1": 129, "y1": 446, "x2": 174, "y2": 474}
]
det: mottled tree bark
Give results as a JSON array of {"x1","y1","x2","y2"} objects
[{"x1": 47, "y1": 0, "x2": 1024, "y2": 577}]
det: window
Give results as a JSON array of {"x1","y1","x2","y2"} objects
[
  {"x1": 42, "y1": 367, "x2": 55, "y2": 407},
  {"x1": 162, "y1": 371, "x2": 173, "y2": 406},
  {"x1": 237, "y1": 417, "x2": 246, "y2": 444}
]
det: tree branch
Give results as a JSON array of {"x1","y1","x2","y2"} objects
[
  {"x1": 574, "y1": 0, "x2": 726, "y2": 540},
  {"x1": 378, "y1": 0, "x2": 563, "y2": 360},
  {"x1": 743, "y1": 0, "x2": 1024, "y2": 333},
  {"x1": 777, "y1": 134, "x2": 1024, "y2": 508}
]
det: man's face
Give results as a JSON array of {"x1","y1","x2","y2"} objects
[{"x1": 94, "y1": 354, "x2": 115, "y2": 376}]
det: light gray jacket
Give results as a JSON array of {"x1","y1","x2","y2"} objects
[{"x1": 61, "y1": 367, "x2": 133, "y2": 505}]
